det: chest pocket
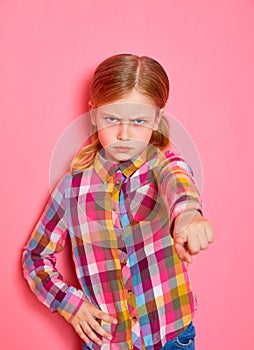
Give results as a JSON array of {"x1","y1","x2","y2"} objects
[{"x1": 122, "y1": 181, "x2": 162, "y2": 222}]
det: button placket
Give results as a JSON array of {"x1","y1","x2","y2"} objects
[
  {"x1": 112, "y1": 170, "x2": 122, "y2": 212},
  {"x1": 115, "y1": 169, "x2": 141, "y2": 334}
]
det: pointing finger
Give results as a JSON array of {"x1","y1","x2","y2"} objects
[{"x1": 174, "y1": 242, "x2": 193, "y2": 264}]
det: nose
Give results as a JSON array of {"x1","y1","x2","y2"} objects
[{"x1": 117, "y1": 122, "x2": 130, "y2": 140}]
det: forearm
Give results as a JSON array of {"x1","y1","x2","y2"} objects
[
  {"x1": 158, "y1": 151, "x2": 203, "y2": 234},
  {"x1": 22, "y1": 238, "x2": 85, "y2": 322}
]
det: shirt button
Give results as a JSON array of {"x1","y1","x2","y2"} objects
[{"x1": 131, "y1": 316, "x2": 138, "y2": 322}]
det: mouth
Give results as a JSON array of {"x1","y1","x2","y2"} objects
[{"x1": 114, "y1": 146, "x2": 133, "y2": 152}]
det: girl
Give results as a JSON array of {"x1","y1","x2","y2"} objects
[{"x1": 23, "y1": 54, "x2": 214, "y2": 350}]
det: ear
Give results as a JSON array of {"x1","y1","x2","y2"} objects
[
  {"x1": 88, "y1": 101, "x2": 93, "y2": 110},
  {"x1": 88, "y1": 101, "x2": 96, "y2": 126},
  {"x1": 153, "y1": 108, "x2": 164, "y2": 130}
]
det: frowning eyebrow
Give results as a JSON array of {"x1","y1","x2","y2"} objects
[
  {"x1": 102, "y1": 113, "x2": 121, "y2": 118},
  {"x1": 101, "y1": 113, "x2": 152, "y2": 120}
]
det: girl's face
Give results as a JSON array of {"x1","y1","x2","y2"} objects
[{"x1": 90, "y1": 89, "x2": 163, "y2": 162}]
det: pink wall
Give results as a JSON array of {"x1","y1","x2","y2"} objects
[{"x1": 1, "y1": 1, "x2": 253, "y2": 349}]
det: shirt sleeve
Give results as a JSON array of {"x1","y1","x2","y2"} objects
[
  {"x1": 156, "y1": 149, "x2": 203, "y2": 235},
  {"x1": 22, "y1": 173, "x2": 85, "y2": 322}
]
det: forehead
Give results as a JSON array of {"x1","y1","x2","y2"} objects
[{"x1": 95, "y1": 103, "x2": 159, "y2": 118}]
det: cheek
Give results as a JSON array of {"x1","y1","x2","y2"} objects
[
  {"x1": 133, "y1": 127, "x2": 153, "y2": 142},
  {"x1": 97, "y1": 128, "x2": 115, "y2": 146}
]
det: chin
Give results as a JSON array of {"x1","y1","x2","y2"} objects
[{"x1": 116, "y1": 155, "x2": 132, "y2": 161}]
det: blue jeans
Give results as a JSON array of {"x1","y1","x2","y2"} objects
[
  {"x1": 83, "y1": 322, "x2": 195, "y2": 349},
  {"x1": 161, "y1": 322, "x2": 196, "y2": 350}
]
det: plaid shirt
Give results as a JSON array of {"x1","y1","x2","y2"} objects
[{"x1": 23, "y1": 145, "x2": 202, "y2": 350}]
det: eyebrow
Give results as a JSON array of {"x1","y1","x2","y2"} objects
[
  {"x1": 102, "y1": 113, "x2": 121, "y2": 118},
  {"x1": 102, "y1": 113, "x2": 151, "y2": 120}
]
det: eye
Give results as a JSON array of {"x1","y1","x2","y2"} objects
[
  {"x1": 133, "y1": 119, "x2": 145, "y2": 125},
  {"x1": 106, "y1": 117, "x2": 118, "y2": 123}
]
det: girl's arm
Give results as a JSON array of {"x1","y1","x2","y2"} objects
[
  {"x1": 158, "y1": 150, "x2": 203, "y2": 226},
  {"x1": 158, "y1": 150, "x2": 214, "y2": 262},
  {"x1": 22, "y1": 174, "x2": 85, "y2": 322}
]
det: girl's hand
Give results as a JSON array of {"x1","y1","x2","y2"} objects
[
  {"x1": 173, "y1": 210, "x2": 214, "y2": 263},
  {"x1": 70, "y1": 298, "x2": 118, "y2": 346}
]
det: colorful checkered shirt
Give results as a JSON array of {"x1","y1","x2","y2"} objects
[{"x1": 23, "y1": 145, "x2": 203, "y2": 350}]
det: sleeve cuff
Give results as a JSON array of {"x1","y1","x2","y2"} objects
[{"x1": 57, "y1": 286, "x2": 85, "y2": 322}]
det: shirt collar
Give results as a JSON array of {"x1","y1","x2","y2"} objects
[{"x1": 94, "y1": 146, "x2": 160, "y2": 183}]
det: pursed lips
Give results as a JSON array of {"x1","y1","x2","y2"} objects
[{"x1": 114, "y1": 146, "x2": 133, "y2": 152}]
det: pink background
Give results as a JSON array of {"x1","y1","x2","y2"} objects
[{"x1": 1, "y1": 1, "x2": 254, "y2": 349}]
